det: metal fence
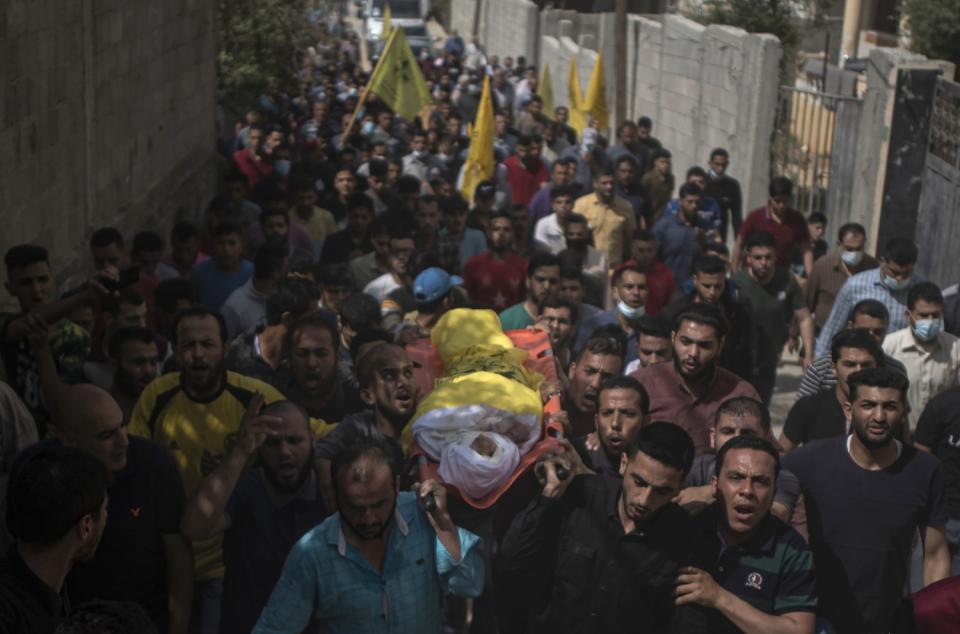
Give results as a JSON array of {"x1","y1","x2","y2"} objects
[{"x1": 771, "y1": 86, "x2": 863, "y2": 218}]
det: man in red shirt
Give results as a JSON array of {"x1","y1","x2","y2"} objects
[
  {"x1": 463, "y1": 210, "x2": 528, "y2": 310},
  {"x1": 503, "y1": 135, "x2": 549, "y2": 206},
  {"x1": 732, "y1": 176, "x2": 812, "y2": 275},
  {"x1": 232, "y1": 124, "x2": 273, "y2": 188},
  {"x1": 630, "y1": 228, "x2": 675, "y2": 316}
]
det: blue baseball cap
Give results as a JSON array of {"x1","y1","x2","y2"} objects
[{"x1": 413, "y1": 268, "x2": 463, "y2": 305}]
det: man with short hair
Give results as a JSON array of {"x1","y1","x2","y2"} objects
[
  {"x1": 348, "y1": 218, "x2": 391, "y2": 290},
  {"x1": 805, "y1": 222, "x2": 878, "y2": 332},
  {"x1": 463, "y1": 211, "x2": 529, "y2": 311},
  {"x1": 536, "y1": 295, "x2": 578, "y2": 373},
  {"x1": 415, "y1": 195, "x2": 460, "y2": 274},
  {"x1": 497, "y1": 423, "x2": 709, "y2": 633},
  {"x1": 253, "y1": 439, "x2": 484, "y2": 632},
  {"x1": 319, "y1": 192, "x2": 375, "y2": 265},
  {"x1": 653, "y1": 181, "x2": 706, "y2": 284},
  {"x1": 504, "y1": 135, "x2": 549, "y2": 206},
  {"x1": 732, "y1": 176, "x2": 812, "y2": 276},
  {"x1": 572, "y1": 376, "x2": 649, "y2": 481},
  {"x1": 0, "y1": 446, "x2": 109, "y2": 633},
  {"x1": 636, "y1": 115, "x2": 663, "y2": 151},
  {"x1": 783, "y1": 368, "x2": 950, "y2": 632},
  {"x1": 608, "y1": 120, "x2": 651, "y2": 177},
  {"x1": 558, "y1": 265, "x2": 602, "y2": 341},
  {"x1": 732, "y1": 230, "x2": 815, "y2": 404},
  {"x1": 613, "y1": 154, "x2": 651, "y2": 224},
  {"x1": 640, "y1": 148, "x2": 675, "y2": 221},
  {"x1": 532, "y1": 185, "x2": 575, "y2": 254},
  {"x1": 575, "y1": 262, "x2": 648, "y2": 365},
  {"x1": 703, "y1": 148, "x2": 743, "y2": 244},
  {"x1": 191, "y1": 221, "x2": 253, "y2": 311},
  {"x1": 321, "y1": 168, "x2": 358, "y2": 224},
  {"x1": 106, "y1": 327, "x2": 160, "y2": 424},
  {"x1": 81, "y1": 289, "x2": 149, "y2": 390},
  {"x1": 815, "y1": 236, "x2": 920, "y2": 356},
  {"x1": 560, "y1": 213, "x2": 610, "y2": 307},
  {"x1": 289, "y1": 178, "x2": 336, "y2": 258},
  {"x1": 220, "y1": 243, "x2": 287, "y2": 339},
  {"x1": 572, "y1": 169, "x2": 635, "y2": 265},
  {"x1": 500, "y1": 253, "x2": 561, "y2": 330},
  {"x1": 181, "y1": 397, "x2": 328, "y2": 634},
  {"x1": 624, "y1": 314, "x2": 674, "y2": 375},
  {"x1": 630, "y1": 304, "x2": 760, "y2": 454},
  {"x1": 528, "y1": 158, "x2": 573, "y2": 223},
  {"x1": 163, "y1": 221, "x2": 208, "y2": 279},
  {"x1": 781, "y1": 328, "x2": 882, "y2": 451},
  {"x1": 563, "y1": 336, "x2": 626, "y2": 438},
  {"x1": 439, "y1": 194, "x2": 487, "y2": 272},
  {"x1": 363, "y1": 229, "x2": 415, "y2": 304},
  {"x1": 882, "y1": 281, "x2": 960, "y2": 430},
  {"x1": 393, "y1": 268, "x2": 463, "y2": 345},
  {"x1": 663, "y1": 167, "x2": 723, "y2": 243},
  {"x1": 677, "y1": 435, "x2": 816, "y2": 633},
  {"x1": 631, "y1": 229, "x2": 675, "y2": 316}
]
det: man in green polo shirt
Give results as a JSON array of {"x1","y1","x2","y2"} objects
[
  {"x1": 675, "y1": 435, "x2": 817, "y2": 633},
  {"x1": 499, "y1": 252, "x2": 560, "y2": 331}
]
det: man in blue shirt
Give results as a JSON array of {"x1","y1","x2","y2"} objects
[
  {"x1": 662, "y1": 167, "x2": 723, "y2": 242},
  {"x1": 253, "y1": 439, "x2": 484, "y2": 633},
  {"x1": 191, "y1": 220, "x2": 253, "y2": 311},
  {"x1": 653, "y1": 182, "x2": 706, "y2": 284}
]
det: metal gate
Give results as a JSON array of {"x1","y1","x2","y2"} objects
[{"x1": 771, "y1": 86, "x2": 863, "y2": 218}]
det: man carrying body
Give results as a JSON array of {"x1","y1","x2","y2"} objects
[
  {"x1": 499, "y1": 253, "x2": 560, "y2": 330},
  {"x1": 562, "y1": 335, "x2": 626, "y2": 438},
  {"x1": 572, "y1": 376, "x2": 649, "y2": 482}
]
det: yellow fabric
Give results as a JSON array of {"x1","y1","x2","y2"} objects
[
  {"x1": 566, "y1": 56, "x2": 588, "y2": 136},
  {"x1": 460, "y1": 75, "x2": 495, "y2": 202},
  {"x1": 573, "y1": 192, "x2": 631, "y2": 266},
  {"x1": 382, "y1": 2, "x2": 392, "y2": 38},
  {"x1": 289, "y1": 206, "x2": 337, "y2": 243},
  {"x1": 582, "y1": 50, "x2": 608, "y2": 134},
  {"x1": 538, "y1": 64, "x2": 555, "y2": 116},
  {"x1": 367, "y1": 27, "x2": 432, "y2": 121},
  {"x1": 431, "y1": 308, "x2": 515, "y2": 365}
]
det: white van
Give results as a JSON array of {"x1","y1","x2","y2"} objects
[{"x1": 362, "y1": 0, "x2": 428, "y2": 41}]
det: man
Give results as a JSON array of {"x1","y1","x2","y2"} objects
[
  {"x1": 493, "y1": 111, "x2": 518, "y2": 158},
  {"x1": 279, "y1": 313, "x2": 362, "y2": 424},
  {"x1": 497, "y1": 423, "x2": 709, "y2": 633},
  {"x1": 504, "y1": 134, "x2": 549, "y2": 206},
  {"x1": 191, "y1": 221, "x2": 253, "y2": 311},
  {"x1": 319, "y1": 192, "x2": 374, "y2": 265},
  {"x1": 630, "y1": 304, "x2": 760, "y2": 454},
  {"x1": 56, "y1": 386, "x2": 192, "y2": 634},
  {"x1": 572, "y1": 376, "x2": 649, "y2": 482},
  {"x1": 732, "y1": 177, "x2": 812, "y2": 276},
  {"x1": 882, "y1": 281, "x2": 960, "y2": 430},
  {"x1": 554, "y1": 105, "x2": 578, "y2": 146},
  {"x1": 559, "y1": 265, "x2": 602, "y2": 344},
  {"x1": 535, "y1": 295, "x2": 578, "y2": 373},
  {"x1": 106, "y1": 327, "x2": 161, "y2": 424},
  {"x1": 440, "y1": 194, "x2": 487, "y2": 273},
  {"x1": 679, "y1": 397, "x2": 800, "y2": 523},
  {"x1": 732, "y1": 230, "x2": 815, "y2": 405},
  {"x1": 677, "y1": 435, "x2": 816, "y2": 633},
  {"x1": 463, "y1": 211, "x2": 528, "y2": 311},
  {"x1": 664, "y1": 255, "x2": 755, "y2": 384},
  {"x1": 415, "y1": 195, "x2": 460, "y2": 275},
  {"x1": 0, "y1": 382, "x2": 38, "y2": 552},
  {"x1": 563, "y1": 335, "x2": 625, "y2": 438},
  {"x1": 815, "y1": 237, "x2": 920, "y2": 356},
  {"x1": 613, "y1": 155, "x2": 651, "y2": 224},
  {"x1": 640, "y1": 148, "x2": 675, "y2": 221},
  {"x1": 0, "y1": 446, "x2": 109, "y2": 633},
  {"x1": 80, "y1": 289, "x2": 149, "y2": 390},
  {"x1": 129, "y1": 307, "x2": 286, "y2": 632},
  {"x1": 220, "y1": 242, "x2": 287, "y2": 339},
  {"x1": 252, "y1": 439, "x2": 484, "y2": 632},
  {"x1": 560, "y1": 213, "x2": 610, "y2": 307},
  {"x1": 363, "y1": 229, "x2": 415, "y2": 304},
  {"x1": 467, "y1": 180, "x2": 498, "y2": 232},
  {"x1": 181, "y1": 397, "x2": 328, "y2": 634},
  {"x1": 532, "y1": 185, "x2": 575, "y2": 254},
  {"x1": 499, "y1": 253, "x2": 561, "y2": 330},
  {"x1": 663, "y1": 167, "x2": 723, "y2": 243},
  {"x1": 515, "y1": 95, "x2": 551, "y2": 137},
  {"x1": 321, "y1": 168, "x2": 358, "y2": 224},
  {"x1": 703, "y1": 148, "x2": 743, "y2": 244},
  {"x1": 805, "y1": 222, "x2": 878, "y2": 332},
  {"x1": 636, "y1": 115, "x2": 663, "y2": 151},
  {"x1": 797, "y1": 299, "x2": 908, "y2": 399},
  {"x1": 806, "y1": 212, "x2": 829, "y2": 262},
  {"x1": 348, "y1": 218, "x2": 391, "y2": 290},
  {"x1": 781, "y1": 328, "x2": 881, "y2": 451},
  {"x1": 163, "y1": 221, "x2": 208, "y2": 279},
  {"x1": 783, "y1": 368, "x2": 950, "y2": 633},
  {"x1": 393, "y1": 267, "x2": 463, "y2": 344},
  {"x1": 653, "y1": 181, "x2": 706, "y2": 285},
  {"x1": 915, "y1": 385, "x2": 960, "y2": 575},
  {"x1": 623, "y1": 314, "x2": 674, "y2": 375},
  {"x1": 575, "y1": 261, "x2": 648, "y2": 365},
  {"x1": 572, "y1": 169, "x2": 635, "y2": 266},
  {"x1": 608, "y1": 120, "x2": 651, "y2": 177},
  {"x1": 631, "y1": 229, "x2": 675, "y2": 316},
  {"x1": 245, "y1": 199, "x2": 314, "y2": 262},
  {"x1": 232, "y1": 124, "x2": 271, "y2": 187},
  {"x1": 528, "y1": 158, "x2": 573, "y2": 223},
  {"x1": 289, "y1": 178, "x2": 336, "y2": 258}
]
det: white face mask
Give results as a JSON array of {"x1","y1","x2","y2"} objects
[
  {"x1": 616, "y1": 298, "x2": 645, "y2": 321},
  {"x1": 841, "y1": 250, "x2": 863, "y2": 266}
]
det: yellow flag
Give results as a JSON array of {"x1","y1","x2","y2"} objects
[
  {"x1": 583, "y1": 51, "x2": 608, "y2": 135},
  {"x1": 538, "y1": 64, "x2": 555, "y2": 116},
  {"x1": 382, "y1": 3, "x2": 392, "y2": 39},
  {"x1": 566, "y1": 56, "x2": 588, "y2": 136},
  {"x1": 460, "y1": 75, "x2": 495, "y2": 202},
  {"x1": 367, "y1": 27, "x2": 433, "y2": 122}
]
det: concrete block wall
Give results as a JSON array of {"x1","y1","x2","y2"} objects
[
  {"x1": 0, "y1": 0, "x2": 218, "y2": 280},
  {"x1": 449, "y1": 0, "x2": 477, "y2": 38},
  {"x1": 478, "y1": 0, "x2": 541, "y2": 64}
]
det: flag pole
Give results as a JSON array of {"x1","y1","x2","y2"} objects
[{"x1": 342, "y1": 27, "x2": 400, "y2": 141}]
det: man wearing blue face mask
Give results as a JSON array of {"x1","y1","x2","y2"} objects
[
  {"x1": 882, "y1": 282, "x2": 960, "y2": 432},
  {"x1": 814, "y1": 237, "x2": 920, "y2": 357},
  {"x1": 574, "y1": 261, "x2": 648, "y2": 365},
  {"x1": 805, "y1": 222, "x2": 878, "y2": 336}
]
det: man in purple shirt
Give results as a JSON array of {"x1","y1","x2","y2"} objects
[{"x1": 528, "y1": 158, "x2": 575, "y2": 224}]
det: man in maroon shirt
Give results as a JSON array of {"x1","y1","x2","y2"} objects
[
  {"x1": 732, "y1": 176, "x2": 812, "y2": 276},
  {"x1": 463, "y1": 210, "x2": 529, "y2": 310},
  {"x1": 630, "y1": 228, "x2": 675, "y2": 316},
  {"x1": 630, "y1": 303, "x2": 759, "y2": 454},
  {"x1": 503, "y1": 134, "x2": 549, "y2": 206}
]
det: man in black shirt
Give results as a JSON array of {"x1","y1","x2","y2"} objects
[
  {"x1": 572, "y1": 376, "x2": 649, "y2": 482},
  {"x1": 703, "y1": 148, "x2": 743, "y2": 244},
  {"x1": 915, "y1": 386, "x2": 960, "y2": 575},
  {"x1": 780, "y1": 328, "x2": 881, "y2": 450},
  {"x1": 0, "y1": 445, "x2": 109, "y2": 633},
  {"x1": 497, "y1": 423, "x2": 709, "y2": 633}
]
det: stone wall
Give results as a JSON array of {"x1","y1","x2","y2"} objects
[{"x1": 0, "y1": 0, "x2": 218, "y2": 280}]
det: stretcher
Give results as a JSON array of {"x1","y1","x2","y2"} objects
[{"x1": 406, "y1": 328, "x2": 566, "y2": 509}]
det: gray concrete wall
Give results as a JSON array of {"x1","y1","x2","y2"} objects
[
  {"x1": 474, "y1": 0, "x2": 541, "y2": 65},
  {"x1": 450, "y1": 0, "x2": 478, "y2": 38},
  {"x1": 0, "y1": 0, "x2": 218, "y2": 279}
]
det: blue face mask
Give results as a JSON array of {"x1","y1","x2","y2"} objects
[
  {"x1": 273, "y1": 159, "x2": 291, "y2": 176},
  {"x1": 362, "y1": 121, "x2": 376, "y2": 135},
  {"x1": 912, "y1": 317, "x2": 943, "y2": 342},
  {"x1": 616, "y1": 299, "x2": 645, "y2": 321},
  {"x1": 841, "y1": 250, "x2": 864, "y2": 267},
  {"x1": 882, "y1": 275, "x2": 910, "y2": 291}
]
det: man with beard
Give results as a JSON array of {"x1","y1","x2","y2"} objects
[
  {"x1": 108, "y1": 327, "x2": 160, "y2": 424},
  {"x1": 575, "y1": 261, "x2": 649, "y2": 365},
  {"x1": 562, "y1": 335, "x2": 625, "y2": 438},
  {"x1": 573, "y1": 169, "x2": 635, "y2": 266},
  {"x1": 463, "y1": 211, "x2": 529, "y2": 311},
  {"x1": 54, "y1": 385, "x2": 192, "y2": 634},
  {"x1": 129, "y1": 306, "x2": 286, "y2": 634},
  {"x1": 181, "y1": 396, "x2": 328, "y2": 634},
  {"x1": 497, "y1": 423, "x2": 709, "y2": 633},
  {"x1": 0, "y1": 445, "x2": 109, "y2": 633},
  {"x1": 253, "y1": 439, "x2": 484, "y2": 632},
  {"x1": 536, "y1": 295, "x2": 578, "y2": 373},
  {"x1": 676, "y1": 435, "x2": 816, "y2": 634},
  {"x1": 572, "y1": 376, "x2": 649, "y2": 482},
  {"x1": 319, "y1": 192, "x2": 374, "y2": 266},
  {"x1": 220, "y1": 242, "x2": 288, "y2": 339},
  {"x1": 191, "y1": 221, "x2": 253, "y2": 312},
  {"x1": 278, "y1": 312, "x2": 362, "y2": 424},
  {"x1": 630, "y1": 304, "x2": 759, "y2": 455},
  {"x1": 783, "y1": 368, "x2": 950, "y2": 633},
  {"x1": 499, "y1": 252, "x2": 561, "y2": 330}
]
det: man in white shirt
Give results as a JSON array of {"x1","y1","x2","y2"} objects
[
  {"x1": 883, "y1": 281, "x2": 960, "y2": 431},
  {"x1": 363, "y1": 232, "x2": 415, "y2": 304},
  {"x1": 533, "y1": 186, "x2": 575, "y2": 254}
]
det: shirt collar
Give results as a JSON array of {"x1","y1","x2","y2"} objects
[
  {"x1": 667, "y1": 361, "x2": 717, "y2": 400},
  {"x1": 707, "y1": 505, "x2": 778, "y2": 558}
]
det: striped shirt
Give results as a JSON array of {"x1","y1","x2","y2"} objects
[
  {"x1": 813, "y1": 268, "x2": 917, "y2": 357},
  {"x1": 795, "y1": 352, "x2": 908, "y2": 401}
]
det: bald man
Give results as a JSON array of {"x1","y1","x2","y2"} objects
[
  {"x1": 180, "y1": 394, "x2": 329, "y2": 634},
  {"x1": 57, "y1": 384, "x2": 193, "y2": 634}
]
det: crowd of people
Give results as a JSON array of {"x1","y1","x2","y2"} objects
[{"x1": 1, "y1": 10, "x2": 959, "y2": 634}]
